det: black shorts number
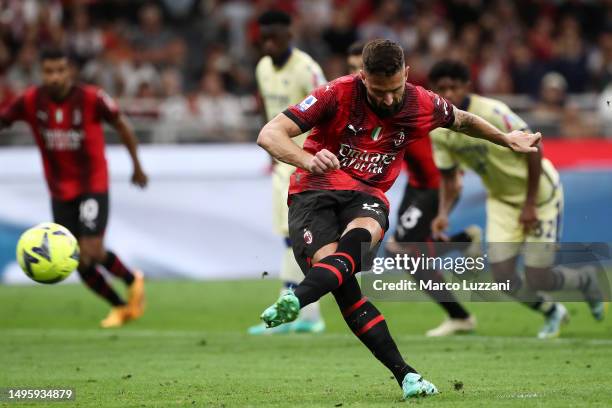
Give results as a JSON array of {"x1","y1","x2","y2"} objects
[{"x1": 52, "y1": 193, "x2": 109, "y2": 238}]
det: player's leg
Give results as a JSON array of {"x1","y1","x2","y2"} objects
[
  {"x1": 52, "y1": 197, "x2": 125, "y2": 309},
  {"x1": 260, "y1": 191, "x2": 341, "y2": 327},
  {"x1": 332, "y1": 274, "x2": 437, "y2": 397},
  {"x1": 77, "y1": 193, "x2": 144, "y2": 327},
  {"x1": 100, "y1": 248, "x2": 145, "y2": 321},
  {"x1": 523, "y1": 188, "x2": 607, "y2": 321},
  {"x1": 386, "y1": 186, "x2": 474, "y2": 336},
  {"x1": 249, "y1": 165, "x2": 325, "y2": 335},
  {"x1": 486, "y1": 197, "x2": 567, "y2": 338},
  {"x1": 261, "y1": 191, "x2": 380, "y2": 325}
]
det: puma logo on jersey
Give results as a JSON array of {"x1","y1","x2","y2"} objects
[{"x1": 347, "y1": 124, "x2": 364, "y2": 135}]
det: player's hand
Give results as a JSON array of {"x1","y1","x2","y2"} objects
[
  {"x1": 132, "y1": 166, "x2": 148, "y2": 188},
  {"x1": 504, "y1": 130, "x2": 541, "y2": 153},
  {"x1": 519, "y1": 203, "x2": 539, "y2": 233},
  {"x1": 307, "y1": 149, "x2": 340, "y2": 174},
  {"x1": 431, "y1": 214, "x2": 449, "y2": 241}
]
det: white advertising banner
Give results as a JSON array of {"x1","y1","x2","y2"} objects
[{"x1": 0, "y1": 144, "x2": 286, "y2": 283}]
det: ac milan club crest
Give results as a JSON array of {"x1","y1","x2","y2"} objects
[
  {"x1": 303, "y1": 229, "x2": 313, "y2": 245},
  {"x1": 394, "y1": 130, "x2": 405, "y2": 147}
]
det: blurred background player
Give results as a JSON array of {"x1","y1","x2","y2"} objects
[
  {"x1": 346, "y1": 41, "x2": 478, "y2": 337},
  {"x1": 0, "y1": 49, "x2": 147, "y2": 328},
  {"x1": 429, "y1": 60, "x2": 606, "y2": 339},
  {"x1": 247, "y1": 10, "x2": 327, "y2": 335}
]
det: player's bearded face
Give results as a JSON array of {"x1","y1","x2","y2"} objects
[
  {"x1": 362, "y1": 67, "x2": 407, "y2": 117},
  {"x1": 42, "y1": 59, "x2": 71, "y2": 98}
]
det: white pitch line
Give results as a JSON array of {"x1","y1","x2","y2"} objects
[{"x1": 1, "y1": 328, "x2": 612, "y2": 345}]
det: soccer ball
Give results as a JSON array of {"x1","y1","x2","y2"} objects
[{"x1": 16, "y1": 222, "x2": 79, "y2": 284}]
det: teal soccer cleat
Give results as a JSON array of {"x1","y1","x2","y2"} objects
[
  {"x1": 260, "y1": 292, "x2": 300, "y2": 328},
  {"x1": 402, "y1": 373, "x2": 439, "y2": 399}
]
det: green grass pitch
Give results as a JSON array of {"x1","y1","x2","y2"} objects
[{"x1": 1, "y1": 279, "x2": 611, "y2": 407}]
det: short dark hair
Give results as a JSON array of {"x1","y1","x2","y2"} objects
[
  {"x1": 362, "y1": 39, "x2": 404, "y2": 76},
  {"x1": 347, "y1": 41, "x2": 365, "y2": 57},
  {"x1": 257, "y1": 10, "x2": 291, "y2": 26},
  {"x1": 428, "y1": 60, "x2": 471, "y2": 84},
  {"x1": 40, "y1": 48, "x2": 68, "y2": 62}
]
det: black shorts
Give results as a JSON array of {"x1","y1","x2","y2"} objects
[
  {"x1": 394, "y1": 185, "x2": 439, "y2": 242},
  {"x1": 288, "y1": 190, "x2": 389, "y2": 274},
  {"x1": 52, "y1": 193, "x2": 109, "y2": 238}
]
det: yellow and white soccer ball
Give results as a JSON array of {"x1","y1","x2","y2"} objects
[{"x1": 16, "y1": 222, "x2": 79, "y2": 284}]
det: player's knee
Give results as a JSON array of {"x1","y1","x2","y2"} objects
[
  {"x1": 79, "y1": 241, "x2": 106, "y2": 265},
  {"x1": 524, "y1": 266, "x2": 556, "y2": 291},
  {"x1": 344, "y1": 217, "x2": 383, "y2": 245},
  {"x1": 490, "y1": 259, "x2": 520, "y2": 289},
  {"x1": 313, "y1": 242, "x2": 338, "y2": 263}
]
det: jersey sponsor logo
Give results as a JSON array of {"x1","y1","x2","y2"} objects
[
  {"x1": 303, "y1": 228, "x2": 313, "y2": 245},
  {"x1": 298, "y1": 95, "x2": 318, "y2": 112},
  {"x1": 338, "y1": 143, "x2": 398, "y2": 174},
  {"x1": 371, "y1": 126, "x2": 382, "y2": 141},
  {"x1": 263, "y1": 93, "x2": 290, "y2": 107},
  {"x1": 43, "y1": 129, "x2": 84, "y2": 151}
]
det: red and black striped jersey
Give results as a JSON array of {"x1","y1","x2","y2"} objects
[
  {"x1": 403, "y1": 135, "x2": 441, "y2": 190},
  {"x1": 0, "y1": 84, "x2": 119, "y2": 200},
  {"x1": 284, "y1": 74, "x2": 454, "y2": 208}
]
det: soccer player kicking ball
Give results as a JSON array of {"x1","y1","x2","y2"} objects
[
  {"x1": 429, "y1": 60, "x2": 606, "y2": 339},
  {"x1": 0, "y1": 49, "x2": 147, "y2": 328},
  {"x1": 248, "y1": 10, "x2": 327, "y2": 335},
  {"x1": 348, "y1": 42, "x2": 479, "y2": 337},
  {"x1": 257, "y1": 39, "x2": 540, "y2": 399}
]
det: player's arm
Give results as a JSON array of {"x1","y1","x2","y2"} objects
[
  {"x1": 450, "y1": 107, "x2": 541, "y2": 153},
  {"x1": 258, "y1": 82, "x2": 339, "y2": 174},
  {"x1": 431, "y1": 167, "x2": 462, "y2": 239},
  {"x1": 109, "y1": 114, "x2": 148, "y2": 188},
  {"x1": 257, "y1": 113, "x2": 339, "y2": 174},
  {"x1": 97, "y1": 89, "x2": 148, "y2": 188},
  {"x1": 519, "y1": 148, "x2": 542, "y2": 232}
]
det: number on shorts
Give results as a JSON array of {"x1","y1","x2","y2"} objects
[
  {"x1": 79, "y1": 198, "x2": 99, "y2": 228},
  {"x1": 399, "y1": 206, "x2": 423, "y2": 231}
]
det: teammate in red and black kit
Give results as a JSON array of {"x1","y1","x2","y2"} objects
[
  {"x1": 257, "y1": 40, "x2": 541, "y2": 399},
  {"x1": 347, "y1": 42, "x2": 478, "y2": 337},
  {"x1": 0, "y1": 49, "x2": 147, "y2": 328}
]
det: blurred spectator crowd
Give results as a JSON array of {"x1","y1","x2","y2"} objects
[{"x1": 0, "y1": 0, "x2": 610, "y2": 142}]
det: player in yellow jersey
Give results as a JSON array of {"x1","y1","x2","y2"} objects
[
  {"x1": 248, "y1": 10, "x2": 327, "y2": 334},
  {"x1": 429, "y1": 60, "x2": 606, "y2": 339}
]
